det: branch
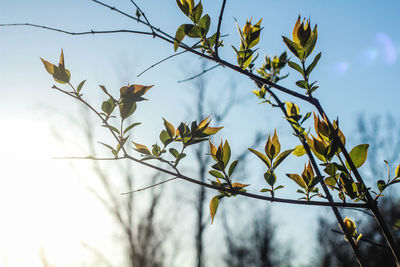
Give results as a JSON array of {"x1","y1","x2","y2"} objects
[
  {"x1": 331, "y1": 229, "x2": 388, "y2": 249},
  {"x1": 0, "y1": 23, "x2": 153, "y2": 36},
  {"x1": 137, "y1": 50, "x2": 188, "y2": 77},
  {"x1": 121, "y1": 177, "x2": 178, "y2": 195},
  {"x1": 62, "y1": 155, "x2": 369, "y2": 209},
  {"x1": 129, "y1": 0, "x2": 156, "y2": 36},
  {"x1": 177, "y1": 64, "x2": 221, "y2": 83},
  {"x1": 214, "y1": 0, "x2": 227, "y2": 58}
]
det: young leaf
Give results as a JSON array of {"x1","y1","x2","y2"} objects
[
  {"x1": 210, "y1": 195, "x2": 220, "y2": 224},
  {"x1": 377, "y1": 180, "x2": 386, "y2": 192},
  {"x1": 222, "y1": 140, "x2": 231, "y2": 167},
  {"x1": 174, "y1": 24, "x2": 186, "y2": 51},
  {"x1": 264, "y1": 171, "x2": 277, "y2": 186},
  {"x1": 40, "y1": 58, "x2": 55, "y2": 75},
  {"x1": 228, "y1": 160, "x2": 238, "y2": 177},
  {"x1": 169, "y1": 148, "x2": 180, "y2": 159},
  {"x1": 209, "y1": 170, "x2": 224, "y2": 179},
  {"x1": 288, "y1": 61, "x2": 304, "y2": 76},
  {"x1": 248, "y1": 148, "x2": 271, "y2": 168},
  {"x1": 163, "y1": 118, "x2": 176, "y2": 138},
  {"x1": 132, "y1": 142, "x2": 151, "y2": 155},
  {"x1": 232, "y1": 183, "x2": 250, "y2": 189},
  {"x1": 119, "y1": 101, "x2": 137, "y2": 120},
  {"x1": 124, "y1": 122, "x2": 141, "y2": 134},
  {"x1": 286, "y1": 173, "x2": 307, "y2": 189},
  {"x1": 306, "y1": 52, "x2": 321, "y2": 76},
  {"x1": 273, "y1": 149, "x2": 294, "y2": 169},
  {"x1": 198, "y1": 14, "x2": 211, "y2": 35},
  {"x1": 203, "y1": 126, "x2": 223, "y2": 135},
  {"x1": 345, "y1": 144, "x2": 369, "y2": 170},
  {"x1": 395, "y1": 164, "x2": 400, "y2": 178},
  {"x1": 292, "y1": 145, "x2": 306, "y2": 157},
  {"x1": 192, "y1": 1, "x2": 203, "y2": 23},
  {"x1": 76, "y1": 80, "x2": 86, "y2": 94}
]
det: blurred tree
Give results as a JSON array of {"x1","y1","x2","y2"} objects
[
  {"x1": 223, "y1": 207, "x2": 292, "y2": 267},
  {"x1": 52, "y1": 108, "x2": 170, "y2": 267},
  {"x1": 184, "y1": 61, "x2": 266, "y2": 267}
]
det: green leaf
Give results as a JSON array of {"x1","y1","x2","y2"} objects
[
  {"x1": 174, "y1": 24, "x2": 186, "y2": 51},
  {"x1": 309, "y1": 175, "x2": 324, "y2": 188},
  {"x1": 160, "y1": 130, "x2": 173, "y2": 146},
  {"x1": 264, "y1": 171, "x2": 277, "y2": 186},
  {"x1": 106, "y1": 125, "x2": 120, "y2": 135},
  {"x1": 288, "y1": 61, "x2": 304, "y2": 76},
  {"x1": 163, "y1": 118, "x2": 175, "y2": 138},
  {"x1": 209, "y1": 195, "x2": 220, "y2": 224},
  {"x1": 222, "y1": 140, "x2": 231, "y2": 167},
  {"x1": 98, "y1": 142, "x2": 116, "y2": 154},
  {"x1": 306, "y1": 52, "x2": 321, "y2": 77},
  {"x1": 282, "y1": 36, "x2": 304, "y2": 60},
  {"x1": 260, "y1": 188, "x2": 271, "y2": 193},
  {"x1": 345, "y1": 144, "x2": 369, "y2": 170},
  {"x1": 192, "y1": 1, "x2": 203, "y2": 23},
  {"x1": 228, "y1": 160, "x2": 238, "y2": 177},
  {"x1": 271, "y1": 130, "x2": 281, "y2": 157},
  {"x1": 77, "y1": 80, "x2": 86, "y2": 94},
  {"x1": 209, "y1": 170, "x2": 224, "y2": 179},
  {"x1": 296, "y1": 80, "x2": 308, "y2": 90},
  {"x1": 124, "y1": 122, "x2": 141, "y2": 134},
  {"x1": 119, "y1": 101, "x2": 137, "y2": 120},
  {"x1": 377, "y1": 180, "x2": 386, "y2": 192},
  {"x1": 275, "y1": 185, "x2": 284, "y2": 190},
  {"x1": 101, "y1": 99, "x2": 115, "y2": 115},
  {"x1": 169, "y1": 148, "x2": 180, "y2": 159},
  {"x1": 273, "y1": 149, "x2": 294, "y2": 169},
  {"x1": 292, "y1": 145, "x2": 306, "y2": 157},
  {"x1": 183, "y1": 24, "x2": 203, "y2": 38},
  {"x1": 324, "y1": 177, "x2": 337, "y2": 188},
  {"x1": 286, "y1": 173, "x2": 307, "y2": 189},
  {"x1": 198, "y1": 14, "x2": 210, "y2": 35},
  {"x1": 176, "y1": 0, "x2": 190, "y2": 16},
  {"x1": 248, "y1": 148, "x2": 271, "y2": 168},
  {"x1": 132, "y1": 142, "x2": 151, "y2": 155},
  {"x1": 203, "y1": 126, "x2": 223, "y2": 135},
  {"x1": 304, "y1": 26, "x2": 318, "y2": 58}
]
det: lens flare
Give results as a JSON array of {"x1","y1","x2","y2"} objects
[{"x1": 375, "y1": 32, "x2": 397, "y2": 64}]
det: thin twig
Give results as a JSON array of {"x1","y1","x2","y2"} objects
[
  {"x1": 177, "y1": 64, "x2": 221, "y2": 83},
  {"x1": 129, "y1": 0, "x2": 156, "y2": 36},
  {"x1": 0, "y1": 23, "x2": 153, "y2": 36},
  {"x1": 331, "y1": 229, "x2": 388, "y2": 249},
  {"x1": 121, "y1": 177, "x2": 178, "y2": 195},
  {"x1": 137, "y1": 50, "x2": 188, "y2": 77},
  {"x1": 60, "y1": 155, "x2": 369, "y2": 208},
  {"x1": 214, "y1": 0, "x2": 227, "y2": 58}
]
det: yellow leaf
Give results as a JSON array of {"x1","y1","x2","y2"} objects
[
  {"x1": 292, "y1": 15, "x2": 301, "y2": 44},
  {"x1": 209, "y1": 195, "x2": 220, "y2": 224},
  {"x1": 132, "y1": 141, "x2": 151, "y2": 155},
  {"x1": 163, "y1": 118, "x2": 175, "y2": 138},
  {"x1": 40, "y1": 58, "x2": 55, "y2": 75},
  {"x1": 232, "y1": 183, "x2": 250, "y2": 189}
]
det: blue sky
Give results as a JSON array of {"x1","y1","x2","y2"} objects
[{"x1": 1, "y1": 0, "x2": 399, "y2": 266}]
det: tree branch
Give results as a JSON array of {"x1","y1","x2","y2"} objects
[
  {"x1": 177, "y1": 64, "x2": 221, "y2": 83},
  {"x1": 0, "y1": 23, "x2": 153, "y2": 36},
  {"x1": 60, "y1": 155, "x2": 369, "y2": 208},
  {"x1": 121, "y1": 177, "x2": 178, "y2": 195},
  {"x1": 214, "y1": 0, "x2": 227, "y2": 58}
]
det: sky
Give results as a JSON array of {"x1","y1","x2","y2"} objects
[{"x1": 1, "y1": 0, "x2": 400, "y2": 266}]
